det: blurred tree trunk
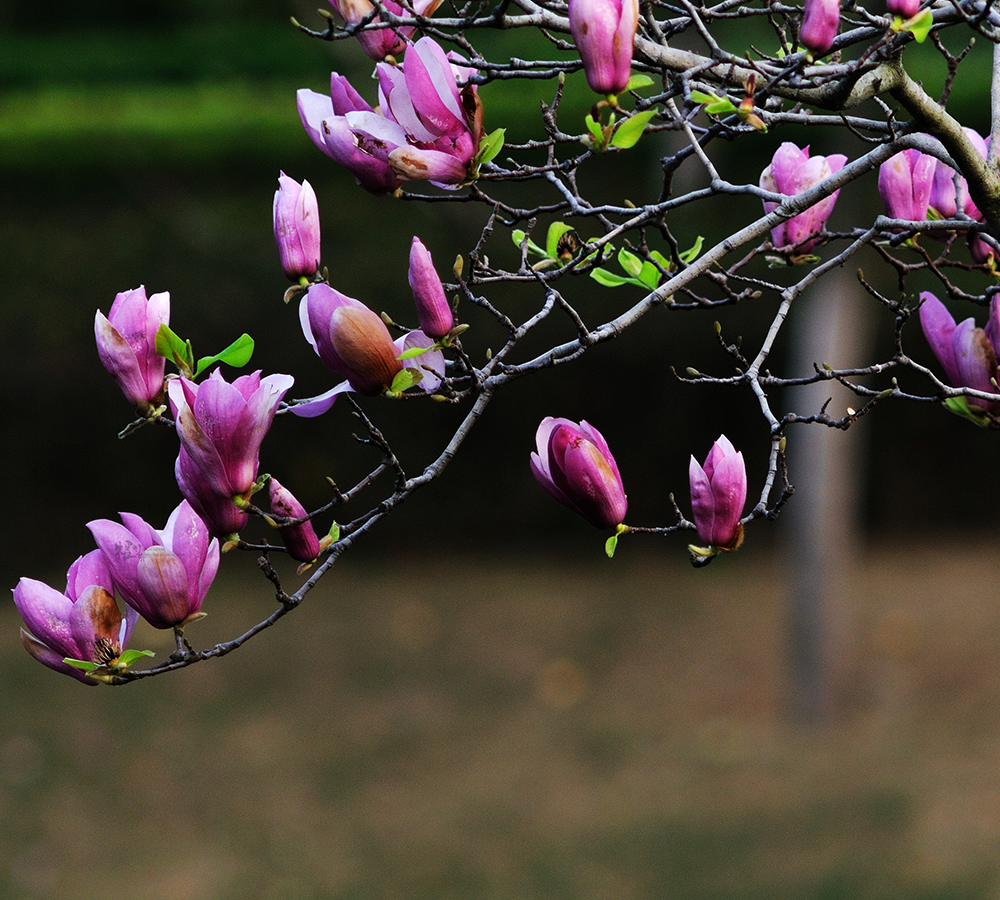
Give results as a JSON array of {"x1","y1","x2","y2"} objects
[{"x1": 782, "y1": 266, "x2": 871, "y2": 721}]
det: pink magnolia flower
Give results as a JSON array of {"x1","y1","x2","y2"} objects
[
  {"x1": 887, "y1": 0, "x2": 920, "y2": 16},
  {"x1": 328, "y1": 0, "x2": 442, "y2": 61},
  {"x1": 88, "y1": 501, "x2": 219, "y2": 630},
  {"x1": 298, "y1": 38, "x2": 485, "y2": 190},
  {"x1": 760, "y1": 142, "x2": 848, "y2": 252},
  {"x1": 273, "y1": 172, "x2": 321, "y2": 281},
  {"x1": 300, "y1": 284, "x2": 403, "y2": 395},
  {"x1": 689, "y1": 435, "x2": 746, "y2": 550},
  {"x1": 878, "y1": 148, "x2": 935, "y2": 226},
  {"x1": 167, "y1": 370, "x2": 294, "y2": 536},
  {"x1": 95, "y1": 285, "x2": 169, "y2": 414},
  {"x1": 919, "y1": 291, "x2": 1000, "y2": 415},
  {"x1": 531, "y1": 417, "x2": 628, "y2": 529},
  {"x1": 567, "y1": 0, "x2": 640, "y2": 95},
  {"x1": 929, "y1": 127, "x2": 987, "y2": 223},
  {"x1": 800, "y1": 0, "x2": 839, "y2": 57},
  {"x1": 268, "y1": 477, "x2": 321, "y2": 564},
  {"x1": 409, "y1": 236, "x2": 454, "y2": 339},
  {"x1": 13, "y1": 550, "x2": 139, "y2": 684}
]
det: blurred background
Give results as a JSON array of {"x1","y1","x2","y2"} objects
[{"x1": 3, "y1": 1, "x2": 1000, "y2": 897}]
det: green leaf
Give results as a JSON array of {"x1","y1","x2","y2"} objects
[
  {"x1": 637, "y1": 261, "x2": 662, "y2": 289},
  {"x1": 63, "y1": 658, "x2": 100, "y2": 672},
  {"x1": 584, "y1": 113, "x2": 604, "y2": 143},
  {"x1": 327, "y1": 521, "x2": 340, "y2": 542},
  {"x1": 512, "y1": 230, "x2": 547, "y2": 258},
  {"x1": 605, "y1": 533, "x2": 618, "y2": 558},
  {"x1": 476, "y1": 127, "x2": 506, "y2": 167},
  {"x1": 903, "y1": 8, "x2": 933, "y2": 42},
  {"x1": 943, "y1": 395, "x2": 992, "y2": 426},
  {"x1": 649, "y1": 250, "x2": 673, "y2": 272},
  {"x1": 155, "y1": 323, "x2": 194, "y2": 374},
  {"x1": 679, "y1": 235, "x2": 705, "y2": 264},
  {"x1": 705, "y1": 99, "x2": 738, "y2": 115},
  {"x1": 398, "y1": 345, "x2": 431, "y2": 361},
  {"x1": 690, "y1": 90, "x2": 722, "y2": 104},
  {"x1": 610, "y1": 110, "x2": 657, "y2": 149},
  {"x1": 624, "y1": 74, "x2": 655, "y2": 91},
  {"x1": 590, "y1": 268, "x2": 642, "y2": 288},
  {"x1": 194, "y1": 333, "x2": 255, "y2": 377},
  {"x1": 546, "y1": 222, "x2": 575, "y2": 260},
  {"x1": 389, "y1": 368, "x2": 421, "y2": 393},
  {"x1": 618, "y1": 247, "x2": 644, "y2": 277},
  {"x1": 116, "y1": 649, "x2": 155, "y2": 667}
]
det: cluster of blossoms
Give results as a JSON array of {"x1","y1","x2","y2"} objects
[
  {"x1": 530, "y1": 419, "x2": 746, "y2": 563},
  {"x1": 877, "y1": 128, "x2": 994, "y2": 264},
  {"x1": 298, "y1": 36, "x2": 487, "y2": 190}
]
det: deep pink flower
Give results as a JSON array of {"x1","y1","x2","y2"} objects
[
  {"x1": 88, "y1": 501, "x2": 219, "y2": 630},
  {"x1": 299, "y1": 38, "x2": 485, "y2": 190},
  {"x1": 878, "y1": 148, "x2": 935, "y2": 226},
  {"x1": 297, "y1": 77, "x2": 402, "y2": 195},
  {"x1": 929, "y1": 128, "x2": 987, "y2": 223},
  {"x1": 268, "y1": 477, "x2": 321, "y2": 564},
  {"x1": 800, "y1": 0, "x2": 839, "y2": 57},
  {"x1": 919, "y1": 291, "x2": 1000, "y2": 415},
  {"x1": 760, "y1": 142, "x2": 848, "y2": 252},
  {"x1": 531, "y1": 417, "x2": 628, "y2": 529},
  {"x1": 567, "y1": 0, "x2": 639, "y2": 95},
  {"x1": 273, "y1": 172, "x2": 321, "y2": 281},
  {"x1": 689, "y1": 435, "x2": 746, "y2": 550},
  {"x1": 95, "y1": 285, "x2": 169, "y2": 414},
  {"x1": 408, "y1": 236, "x2": 454, "y2": 339},
  {"x1": 167, "y1": 370, "x2": 294, "y2": 536},
  {"x1": 328, "y1": 0, "x2": 442, "y2": 61},
  {"x1": 300, "y1": 283, "x2": 403, "y2": 395},
  {"x1": 13, "y1": 550, "x2": 139, "y2": 684},
  {"x1": 887, "y1": 0, "x2": 919, "y2": 16}
]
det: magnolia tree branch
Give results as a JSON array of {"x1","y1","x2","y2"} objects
[{"x1": 21, "y1": 0, "x2": 1000, "y2": 684}]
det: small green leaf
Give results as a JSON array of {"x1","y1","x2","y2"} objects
[
  {"x1": 605, "y1": 533, "x2": 619, "y2": 558},
  {"x1": 194, "y1": 333, "x2": 255, "y2": 377},
  {"x1": 512, "y1": 229, "x2": 526, "y2": 247},
  {"x1": 155, "y1": 324, "x2": 194, "y2": 374},
  {"x1": 704, "y1": 99, "x2": 738, "y2": 115},
  {"x1": 327, "y1": 521, "x2": 340, "y2": 542},
  {"x1": 584, "y1": 113, "x2": 604, "y2": 143},
  {"x1": 637, "y1": 261, "x2": 662, "y2": 289},
  {"x1": 610, "y1": 110, "x2": 657, "y2": 149},
  {"x1": 943, "y1": 395, "x2": 992, "y2": 426},
  {"x1": 618, "y1": 247, "x2": 644, "y2": 277},
  {"x1": 902, "y1": 8, "x2": 933, "y2": 42},
  {"x1": 926, "y1": 207, "x2": 943, "y2": 221},
  {"x1": 116, "y1": 649, "x2": 155, "y2": 667},
  {"x1": 63, "y1": 658, "x2": 100, "y2": 672},
  {"x1": 649, "y1": 250, "x2": 673, "y2": 272},
  {"x1": 679, "y1": 235, "x2": 705, "y2": 264},
  {"x1": 590, "y1": 268, "x2": 642, "y2": 288},
  {"x1": 476, "y1": 127, "x2": 506, "y2": 167},
  {"x1": 398, "y1": 345, "x2": 431, "y2": 361},
  {"x1": 512, "y1": 230, "x2": 547, "y2": 258},
  {"x1": 624, "y1": 74, "x2": 654, "y2": 91},
  {"x1": 690, "y1": 90, "x2": 721, "y2": 104},
  {"x1": 546, "y1": 222, "x2": 575, "y2": 260},
  {"x1": 389, "y1": 368, "x2": 421, "y2": 393}
]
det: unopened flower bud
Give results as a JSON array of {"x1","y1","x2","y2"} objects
[
  {"x1": 273, "y1": 172, "x2": 321, "y2": 281},
  {"x1": 329, "y1": 305, "x2": 405, "y2": 395},
  {"x1": 409, "y1": 237, "x2": 454, "y2": 339},
  {"x1": 800, "y1": 0, "x2": 840, "y2": 58},
  {"x1": 567, "y1": 0, "x2": 639, "y2": 95},
  {"x1": 531, "y1": 417, "x2": 628, "y2": 529},
  {"x1": 689, "y1": 435, "x2": 746, "y2": 551},
  {"x1": 268, "y1": 478, "x2": 321, "y2": 564}
]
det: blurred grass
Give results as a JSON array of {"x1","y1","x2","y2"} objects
[{"x1": 2, "y1": 546, "x2": 1000, "y2": 899}]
